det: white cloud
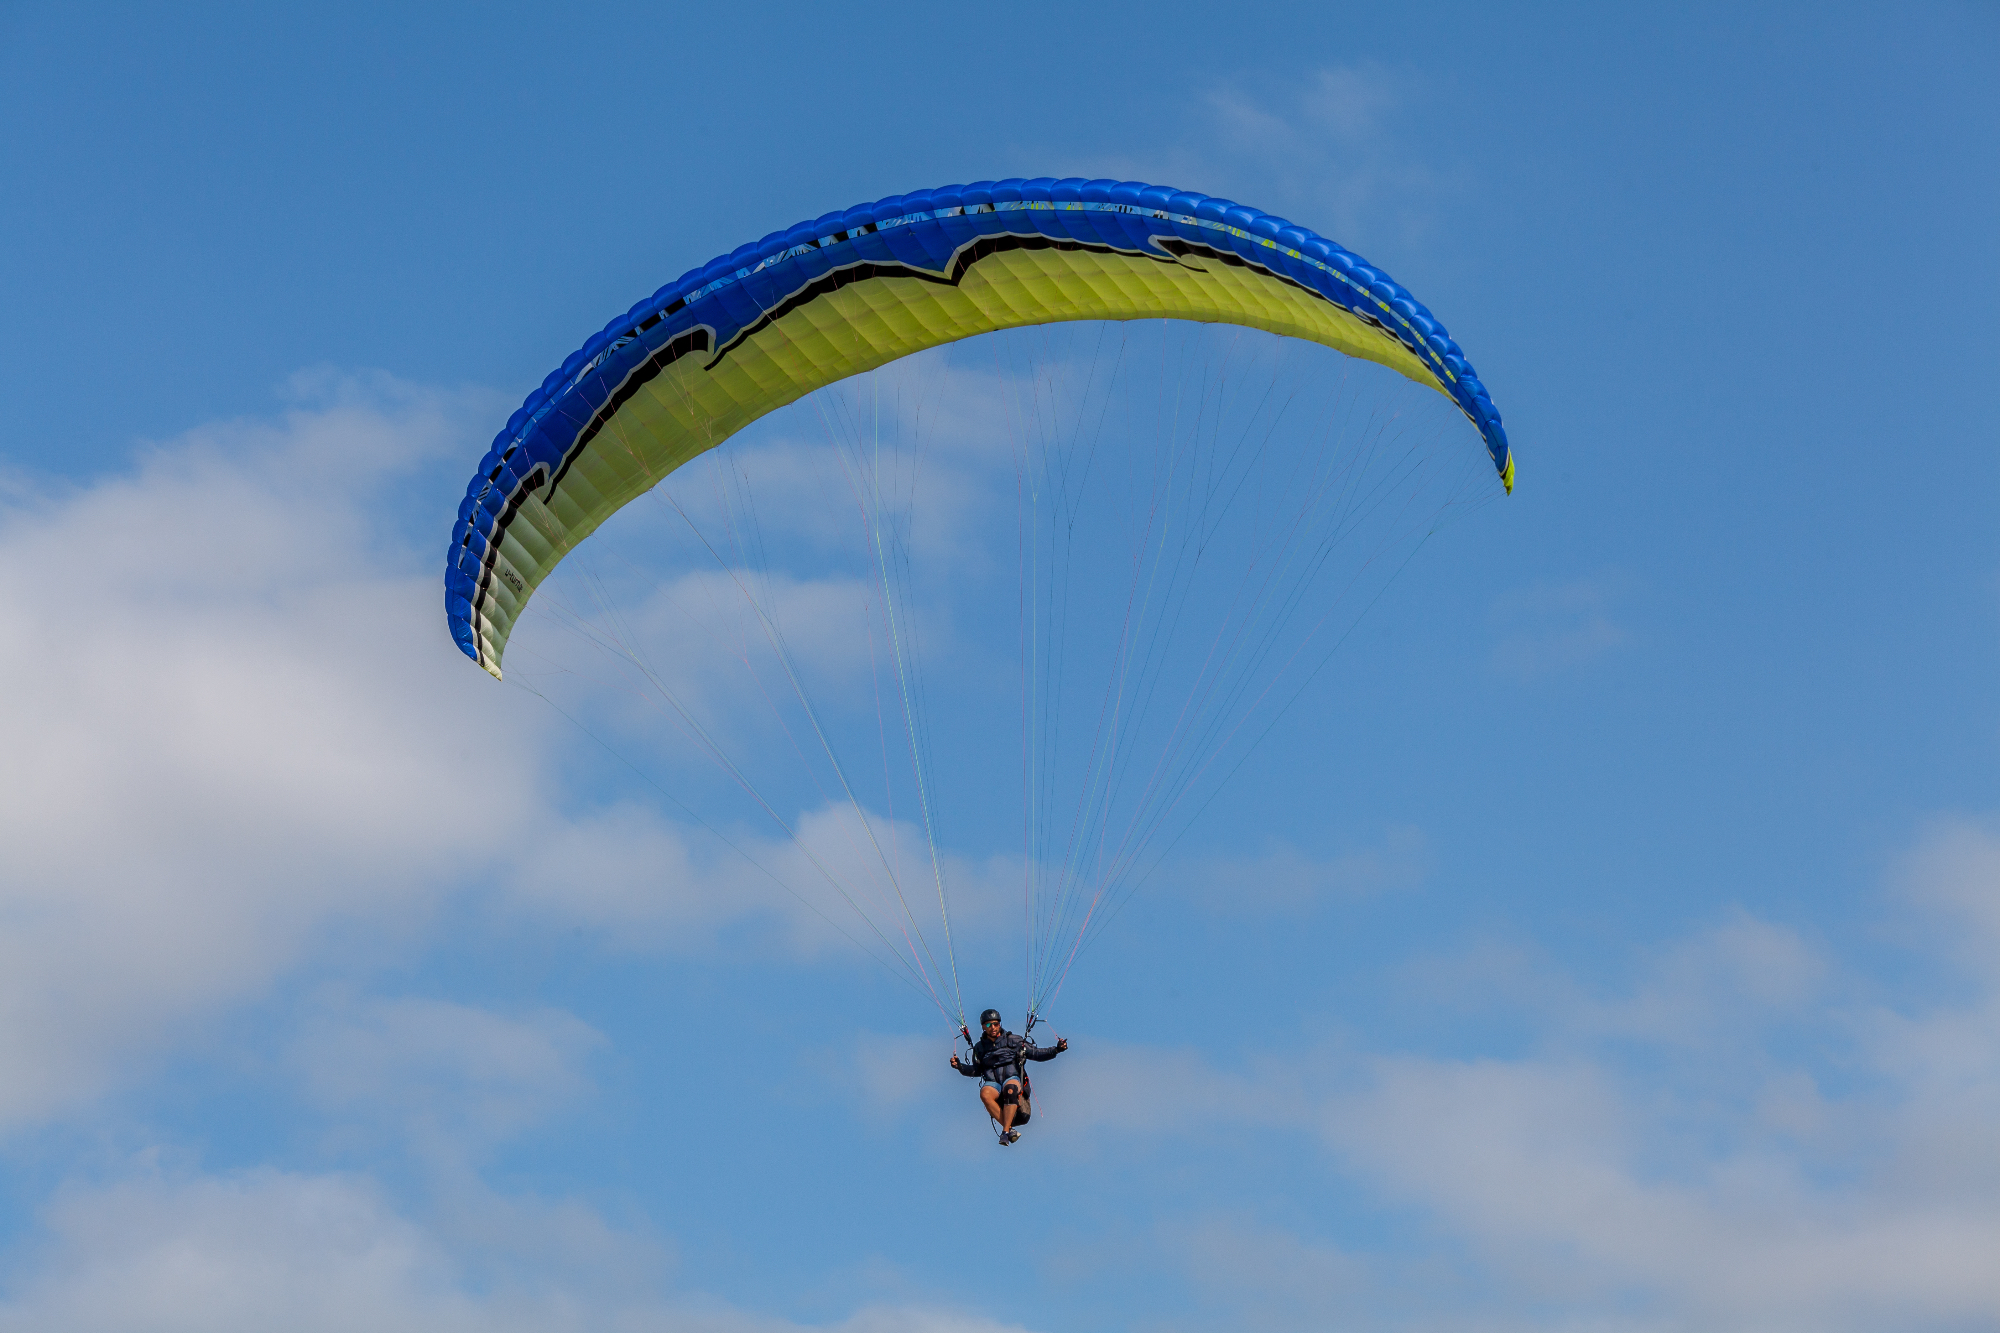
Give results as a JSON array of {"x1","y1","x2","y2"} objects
[
  {"x1": 1327, "y1": 877, "x2": 2000, "y2": 1328},
  {"x1": 826, "y1": 1313, "x2": 1033, "y2": 1333},
  {"x1": 1896, "y1": 815, "x2": 2000, "y2": 974},
  {"x1": 1568, "y1": 910, "x2": 1827, "y2": 1049},
  {"x1": 0, "y1": 1167, "x2": 1031, "y2": 1333},
  {"x1": 0, "y1": 373, "x2": 549, "y2": 1131},
  {"x1": 511, "y1": 561, "x2": 916, "y2": 771},
  {"x1": 1319, "y1": 1048, "x2": 2000, "y2": 1329},
  {"x1": 1170, "y1": 826, "x2": 1430, "y2": 914},
  {"x1": 504, "y1": 800, "x2": 1019, "y2": 975},
  {"x1": 0, "y1": 375, "x2": 987, "y2": 1136},
  {"x1": 1058, "y1": 66, "x2": 1466, "y2": 253},
  {"x1": 499, "y1": 358, "x2": 1036, "y2": 795},
  {"x1": 13, "y1": 375, "x2": 1999, "y2": 1333},
  {"x1": 1490, "y1": 575, "x2": 1630, "y2": 677},
  {"x1": 292, "y1": 996, "x2": 604, "y2": 1153},
  {"x1": 1166, "y1": 1215, "x2": 1374, "y2": 1327},
  {"x1": 0, "y1": 1169, "x2": 527, "y2": 1333},
  {"x1": 870, "y1": 850, "x2": 2000, "y2": 1332},
  {"x1": 1206, "y1": 68, "x2": 1461, "y2": 247}
]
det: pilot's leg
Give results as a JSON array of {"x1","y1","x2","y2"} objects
[{"x1": 998, "y1": 1079, "x2": 1021, "y2": 1132}]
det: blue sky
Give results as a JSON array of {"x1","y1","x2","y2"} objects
[{"x1": 2, "y1": 4, "x2": 1998, "y2": 1330}]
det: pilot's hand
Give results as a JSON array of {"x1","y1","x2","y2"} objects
[
  {"x1": 1056, "y1": 1038, "x2": 1068, "y2": 1051},
  {"x1": 949, "y1": 1055, "x2": 962, "y2": 1068}
]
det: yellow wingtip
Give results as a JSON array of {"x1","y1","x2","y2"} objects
[{"x1": 1501, "y1": 453, "x2": 1516, "y2": 495}]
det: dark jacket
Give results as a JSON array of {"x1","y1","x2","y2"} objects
[{"x1": 956, "y1": 1029, "x2": 1062, "y2": 1085}]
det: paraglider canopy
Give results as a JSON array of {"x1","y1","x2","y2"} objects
[{"x1": 443, "y1": 178, "x2": 1512, "y2": 680}]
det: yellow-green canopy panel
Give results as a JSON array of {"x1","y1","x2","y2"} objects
[{"x1": 445, "y1": 178, "x2": 1513, "y2": 677}]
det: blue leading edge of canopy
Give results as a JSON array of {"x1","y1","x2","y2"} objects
[{"x1": 444, "y1": 177, "x2": 1514, "y2": 665}]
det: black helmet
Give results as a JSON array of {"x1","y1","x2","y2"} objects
[{"x1": 978, "y1": 1008, "x2": 1002, "y2": 1027}]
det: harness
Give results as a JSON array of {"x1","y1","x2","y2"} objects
[{"x1": 957, "y1": 1017, "x2": 1061, "y2": 1138}]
